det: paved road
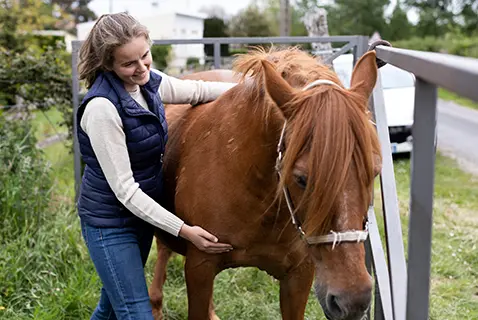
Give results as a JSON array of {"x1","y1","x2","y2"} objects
[{"x1": 437, "y1": 99, "x2": 478, "y2": 175}]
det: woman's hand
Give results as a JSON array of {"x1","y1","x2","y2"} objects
[{"x1": 179, "y1": 224, "x2": 233, "y2": 254}]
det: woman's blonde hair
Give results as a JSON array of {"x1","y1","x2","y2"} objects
[{"x1": 78, "y1": 12, "x2": 152, "y2": 88}]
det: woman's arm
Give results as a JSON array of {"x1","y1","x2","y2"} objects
[
  {"x1": 153, "y1": 69, "x2": 237, "y2": 105},
  {"x1": 80, "y1": 98, "x2": 232, "y2": 253}
]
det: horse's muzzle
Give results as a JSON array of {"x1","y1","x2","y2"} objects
[{"x1": 320, "y1": 288, "x2": 371, "y2": 320}]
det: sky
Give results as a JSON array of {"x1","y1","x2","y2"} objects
[
  {"x1": 88, "y1": 0, "x2": 250, "y2": 17},
  {"x1": 87, "y1": 0, "x2": 417, "y2": 23}
]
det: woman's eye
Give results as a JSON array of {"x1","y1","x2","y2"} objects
[{"x1": 295, "y1": 175, "x2": 307, "y2": 189}]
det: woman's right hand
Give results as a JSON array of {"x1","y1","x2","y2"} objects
[{"x1": 179, "y1": 224, "x2": 233, "y2": 254}]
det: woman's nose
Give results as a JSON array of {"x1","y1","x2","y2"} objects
[{"x1": 138, "y1": 60, "x2": 147, "y2": 72}]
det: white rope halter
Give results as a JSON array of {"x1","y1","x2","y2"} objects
[{"x1": 302, "y1": 79, "x2": 342, "y2": 91}]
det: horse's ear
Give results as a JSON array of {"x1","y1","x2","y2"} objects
[
  {"x1": 350, "y1": 51, "x2": 378, "y2": 101},
  {"x1": 261, "y1": 60, "x2": 296, "y2": 118}
]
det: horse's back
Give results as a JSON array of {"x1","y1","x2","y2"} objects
[
  {"x1": 179, "y1": 69, "x2": 241, "y2": 82},
  {"x1": 164, "y1": 69, "x2": 240, "y2": 128}
]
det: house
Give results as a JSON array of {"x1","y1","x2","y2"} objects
[{"x1": 76, "y1": 10, "x2": 207, "y2": 72}]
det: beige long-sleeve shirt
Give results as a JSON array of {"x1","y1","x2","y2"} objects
[{"x1": 80, "y1": 69, "x2": 236, "y2": 236}]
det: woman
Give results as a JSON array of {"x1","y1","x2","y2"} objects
[{"x1": 77, "y1": 12, "x2": 234, "y2": 319}]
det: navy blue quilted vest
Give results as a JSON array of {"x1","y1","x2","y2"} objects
[{"x1": 77, "y1": 71, "x2": 168, "y2": 227}]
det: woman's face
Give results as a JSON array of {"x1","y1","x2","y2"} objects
[{"x1": 112, "y1": 36, "x2": 153, "y2": 91}]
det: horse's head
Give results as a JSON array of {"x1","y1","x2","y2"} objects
[{"x1": 239, "y1": 48, "x2": 382, "y2": 319}]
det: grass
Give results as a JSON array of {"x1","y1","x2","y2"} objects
[
  {"x1": 32, "y1": 108, "x2": 74, "y2": 201},
  {"x1": 30, "y1": 108, "x2": 67, "y2": 141},
  {"x1": 0, "y1": 110, "x2": 477, "y2": 319},
  {"x1": 383, "y1": 154, "x2": 478, "y2": 320},
  {"x1": 439, "y1": 88, "x2": 478, "y2": 110}
]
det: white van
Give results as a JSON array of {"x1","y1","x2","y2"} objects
[{"x1": 332, "y1": 54, "x2": 414, "y2": 154}]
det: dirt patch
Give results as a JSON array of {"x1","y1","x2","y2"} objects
[{"x1": 36, "y1": 133, "x2": 68, "y2": 149}]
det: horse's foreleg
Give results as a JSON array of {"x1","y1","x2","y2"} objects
[
  {"x1": 185, "y1": 252, "x2": 220, "y2": 320},
  {"x1": 149, "y1": 236, "x2": 173, "y2": 320},
  {"x1": 279, "y1": 263, "x2": 315, "y2": 320}
]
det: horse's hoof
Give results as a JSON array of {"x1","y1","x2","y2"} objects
[
  {"x1": 210, "y1": 314, "x2": 221, "y2": 320},
  {"x1": 152, "y1": 309, "x2": 164, "y2": 320}
]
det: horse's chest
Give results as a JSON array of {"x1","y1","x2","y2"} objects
[{"x1": 221, "y1": 237, "x2": 308, "y2": 279}]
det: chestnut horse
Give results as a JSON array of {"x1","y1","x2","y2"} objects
[{"x1": 149, "y1": 47, "x2": 382, "y2": 320}]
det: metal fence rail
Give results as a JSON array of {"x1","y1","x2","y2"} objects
[
  {"x1": 374, "y1": 45, "x2": 478, "y2": 320},
  {"x1": 70, "y1": 35, "x2": 478, "y2": 320}
]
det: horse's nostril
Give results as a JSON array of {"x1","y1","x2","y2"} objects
[
  {"x1": 326, "y1": 294, "x2": 345, "y2": 318},
  {"x1": 325, "y1": 289, "x2": 372, "y2": 319}
]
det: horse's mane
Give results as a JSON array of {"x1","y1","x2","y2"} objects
[{"x1": 233, "y1": 47, "x2": 381, "y2": 236}]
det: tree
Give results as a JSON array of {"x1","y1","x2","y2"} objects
[
  {"x1": 48, "y1": 0, "x2": 96, "y2": 24},
  {"x1": 404, "y1": 0, "x2": 478, "y2": 37},
  {"x1": 203, "y1": 17, "x2": 229, "y2": 57},
  {"x1": 228, "y1": 5, "x2": 273, "y2": 37},
  {"x1": 199, "y1": 4, "x2": 227, "y2": 19},
  {"x1": 259, "y1": 0, "x2": 308, "y2": 36},
  {"x1": 386, "y1": 3, "x2": 413, "y2": 40},
  {"x1": 461, "y1": 1, "x2": 478, "y2": 35},
  {"x1": 0, "y1": 0, "x2": 57, "y2": 51},
  {"x1": 326, "y1": 0, "x2": 391, "y2": 37}
]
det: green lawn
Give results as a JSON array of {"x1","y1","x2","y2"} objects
[
  {"x1": 384, "y1": 155, "x2": 478, "y2": 320},
  {"x1": 0, "y1": 111, "x2": 477, "y2": 319},
  {"x1": 30, "y1": 108, "x2": 67, "y2": 141},
  {"x1": 439, "y1": 88, "x2": 478, "y2": 110}
]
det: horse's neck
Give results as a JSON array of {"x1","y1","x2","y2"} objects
[{"x1": 216, "y1": 94, "x2": 283, "y2": 172}]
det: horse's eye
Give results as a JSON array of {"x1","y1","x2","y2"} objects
[{"x1": 294, "y1": 175, "x2": 307, "y2": 189}]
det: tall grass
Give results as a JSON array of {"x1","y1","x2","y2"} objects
[
  {"x1": 0, "y1": 115, "x2": 52, "y2": 240},
  {"x1": 0, "y1": 112, "x2": 94, "y2": 319}
]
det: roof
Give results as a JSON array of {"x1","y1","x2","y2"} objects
[{"x1": 31, "y1": 30, "x2": 76, "y2": 37}]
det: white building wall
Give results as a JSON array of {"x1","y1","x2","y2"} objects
[
  {"x1": 169, "y1": 13, "x2": 205, "y2": 69},
  {"x1": 76, "y1": 21, "x2": 97, "y2": 41}
]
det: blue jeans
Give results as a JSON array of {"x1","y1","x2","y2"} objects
[{"x1": 81, "y1": 220, "x2": 155, "y2": 320}]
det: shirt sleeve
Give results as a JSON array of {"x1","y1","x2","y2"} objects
[
  {"x1": 80, "y1": 97, "x2": 184, "y2": 236},
  {"x1": 153, "y1": 69, "x2": 237, "y2": 105}
]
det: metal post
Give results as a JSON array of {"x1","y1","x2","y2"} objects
[
  {"x1": 71, "y1": 41, "x2": 82, "y2": 202},
  {"x1": 372, "y1": 68, "x2": 408, "y2": 320},
  {"x1": 406, "y1": 79, "x2": 438, "y2": 320},
  {"x1": 213, "y1": 42, "x2": 221, "y2": 69},
  {"x1": 360, "y1": 35, "x2": 393, "y2": 319},
  {"x1": 353, "y1": 36, "x2": 368, "y2": 66},
  {"x1": 368, "y1": 208, "x2": 394, "y2": 320}
]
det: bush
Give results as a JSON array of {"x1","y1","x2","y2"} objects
[
  {"x1": 186, "y1": 57, "x2": 200, "y2": 68},
  {"x1": 0, "y1": 45, "x2": 73, "y2": 141},
  {"x1": 394, "y1": 35, "x2": 478, "y2": 59},
  {"x1": 229, "y1": 48, "x2": 250, "y2": 56},
  {"x1": 151, "y1": 45, "x2": 172, "y2": 71}
]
